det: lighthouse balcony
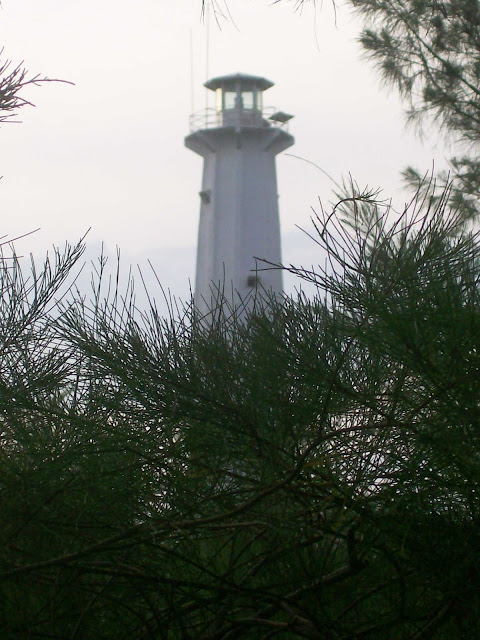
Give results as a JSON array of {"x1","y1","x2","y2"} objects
[{"x1": 189, "y1": 107, "x2": 293, "y2": 133}]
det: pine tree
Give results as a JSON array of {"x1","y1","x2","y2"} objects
[
  {"x1": 350, "y1": 0, "x2": 480, "y2": 220},
  {"x1": 2, "y1": 187, "x2": 477, "y2": 638}
]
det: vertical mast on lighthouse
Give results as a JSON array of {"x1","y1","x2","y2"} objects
[{"x1": 185, "y1": 73, "x2": 294, "y2": 319}]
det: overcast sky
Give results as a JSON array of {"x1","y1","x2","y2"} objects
[{"x1": 0, "y1": 0, "x2": 448, "y2": 306}]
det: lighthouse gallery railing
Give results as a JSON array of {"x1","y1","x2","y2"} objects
[{"x1": 189, "y1": 107, "x2": 292, "y2": 133}]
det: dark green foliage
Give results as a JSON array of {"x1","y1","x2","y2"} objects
[
  {"x1": 345, "y1": 0, "x2": 480, "y2": 220},
  {"x1": 284, "y1": 0, "x2": 480, "y2": 221},
  {"x1": 350, "y1": 0, "x2": 480, "y2": 139},
  {"x1": 0, "y1": 188, "x2": 479, "y2": 638}
]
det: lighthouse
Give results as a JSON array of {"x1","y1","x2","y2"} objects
[{"x1": 185, "y1": 73, "x2": 294, "y2": 319}]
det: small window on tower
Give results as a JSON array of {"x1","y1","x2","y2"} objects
[
  {"x1": 247, "y1": 275, "x2": 259, "y2": 287},
  {"x1": 199, "y1": 190, "x2": 211, "y2": 204}
]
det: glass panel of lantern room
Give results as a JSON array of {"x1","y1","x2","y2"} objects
[
  {"x1": 241, "y1": 91, "x2": 254, "y2": 110},
  {"x1": 256, "y1": 89, "x2": 263, "y2": 112},
  {"x1": 216, "y1": 88, "x2": 222, "y2": 112},
  {"x1": 224, "y1": 91, "x2": 236, "y2": 110}
]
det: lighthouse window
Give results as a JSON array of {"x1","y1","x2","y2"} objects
[
  {"x1": 216, "y1": 88, "x2": 222, "y2": 112},
  {"x1": 224, "y1": 91, "x2": 236, "y2": 110},
  {"x1": 241, "y1": 91, "x2": 254, "y2": 110},
  {"x1": 256, "y1": 91, "x2": 263, "y2": 111}
]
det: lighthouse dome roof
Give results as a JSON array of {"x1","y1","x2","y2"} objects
[{"x1": 204, "y1": 73, "x2": 274, "y2": 91}]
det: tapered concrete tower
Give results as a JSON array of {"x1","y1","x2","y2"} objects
[{"x1": 185, "y1": 73, "x2": 294, "y2": 318}]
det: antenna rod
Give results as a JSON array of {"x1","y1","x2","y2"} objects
[
  {"x1": 190, "y1": 28, "x2": 194, "y2": 114},
  {"x1": 205, "y1": 0, "x2": 210, "y2": 112}
]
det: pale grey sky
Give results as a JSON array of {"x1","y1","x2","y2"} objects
[{"x1": 0, "y1": 0, "x2": 447, "y2": 304}]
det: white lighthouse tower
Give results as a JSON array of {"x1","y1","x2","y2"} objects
[{"x1": 185, "y1": 73, "x2": 294, "y2": 319}]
